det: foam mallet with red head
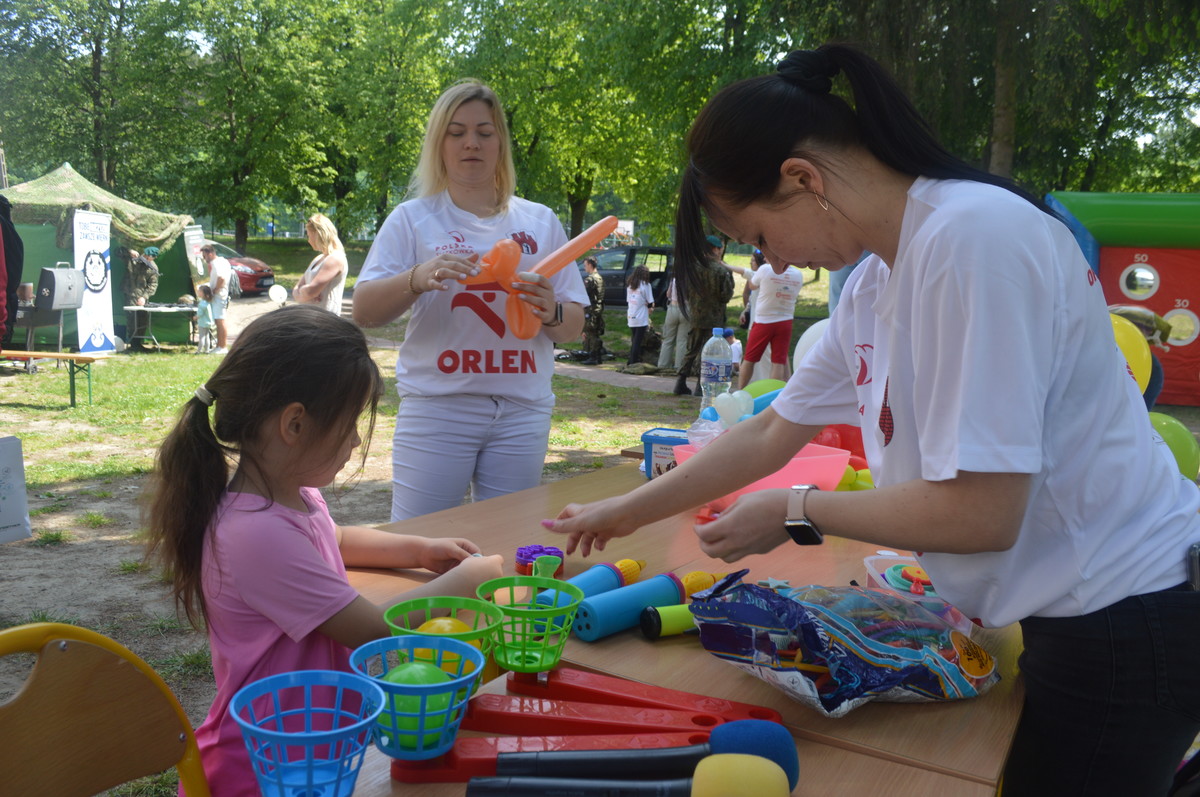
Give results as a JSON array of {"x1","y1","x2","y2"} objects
[
  {"x1": 490, "y1": 718, "x2": 798, "y2": 790},
  {"x1": 465, "y1": 753, "x2": 792, "y2": 796}
]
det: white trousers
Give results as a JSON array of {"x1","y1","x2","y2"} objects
[{"x1": 390, "y1": 394, "x2": 552, "y2": 521}]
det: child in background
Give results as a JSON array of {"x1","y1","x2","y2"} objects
[
  {"x1": 625, "y1": 265, "x2": 654, "y2": 365},
  {"x1": 145, "y1": 304, "x2": 502, "y2": 796},
  {"x1": 195, "y1": 284, "x2": 215, "y2": 354}
]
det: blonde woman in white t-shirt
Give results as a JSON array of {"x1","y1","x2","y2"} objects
[
  {"x1": 353, "y1": 80, "x2": 587, "y2": 521},
  {"x1": 293, "y1": 213, "x2": 348, "y2": 315}
]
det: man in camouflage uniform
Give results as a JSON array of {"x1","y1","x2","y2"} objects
[
  {"x1": 675, "y1": 236, "x2": 735, "y2": 395},
  {"x1": 581, "y1": 256, "x2": 605, "y2": 365},
  {"x1": 123, "y1": 246, "x2": 160, "y2": 351}
]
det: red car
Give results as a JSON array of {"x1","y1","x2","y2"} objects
[{"x1": 203, "y1": 239, "x2": 276, "y2": 297}]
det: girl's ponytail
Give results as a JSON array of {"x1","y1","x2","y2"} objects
[{"x1": 146, "y1": 389, "x2": 230, "y2": 628}]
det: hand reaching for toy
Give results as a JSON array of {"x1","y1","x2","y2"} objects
[
  {"x1": 544, "y1": 495, "x2": 643, "y2": 557},
  {"x1": 692, "y1": 489, "x2": 791, "y2": 562},
  {"x1": 419, "y1": 537, "x2": 483, "y2": 574}
]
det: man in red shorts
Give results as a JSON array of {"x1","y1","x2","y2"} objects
[{"x1": 737, "y1": 257, "x2": 803, "y2": 388}]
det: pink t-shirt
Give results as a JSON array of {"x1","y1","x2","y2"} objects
[{"x1": 191, "y1": 488, "x2": 360, "y2": 796}]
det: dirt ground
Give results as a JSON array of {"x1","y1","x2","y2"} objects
[{"x1": 0, "y1": 296, "x2": 401, "y2": 728}]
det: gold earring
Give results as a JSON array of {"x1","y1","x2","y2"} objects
[{"x1": 815, "y1": 193, "x2": 830, "y2": 211}]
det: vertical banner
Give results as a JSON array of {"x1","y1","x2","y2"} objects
[
  {"x1": 73, "y1": 209, "x2": 115, "y2": 352},
  {"x1": 183, "y1": 224, "x2": 206, "y2": 282}
]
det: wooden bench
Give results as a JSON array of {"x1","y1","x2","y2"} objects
[{"x1": 0, "y1": 350, "x2": 111, "y2": 407}]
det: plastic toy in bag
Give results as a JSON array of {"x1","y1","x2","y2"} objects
[{"x1": 688, "y1": 571, "x2": 999, "y2": 718}]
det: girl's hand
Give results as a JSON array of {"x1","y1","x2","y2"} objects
[
  {"x1": 436, "y1": 554, "x2": 504, "y2": 594},
  {"x1": 544, "y1": 496, "x2": 641, "y2": 557},
  {"x1": 512, "y1": 271, "x2": 558, "y2": 325},
  {"x1": 420, "y1": 538, "x2": 482, "y2": 574},
  {"x1": 414, "y1": 253, "x2": 480, "y2": 293},
  {"x1": 692, "y1": 489, "x2": 791, "y2": 562}
]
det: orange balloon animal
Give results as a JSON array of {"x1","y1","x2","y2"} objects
[{"x1": 462, "y1": 216, "x2": 619, "y2": 339}]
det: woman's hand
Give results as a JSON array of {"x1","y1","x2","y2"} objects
[
  {"x1": 413, "y1": 253, "x2": 480, "y2": 293},
  {"x1": 512, "y1": 271, "x2": 558, "y2": 325},
  {"x1": 692, "y1": 489, "x2": 791, "y2": 562},
  {"x1": 545, "y1": 495, "x2": 642, "y2": 557},
  {"x1": 419, "y1": 537, "x2": 482, "y2": 574}
]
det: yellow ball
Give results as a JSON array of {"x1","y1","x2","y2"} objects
[
  {"x1": 412, "y1": 616, "x2": 480, "y2": 675},
  {"x1": 416, "y1": 617, "x2": 474, "y2": 637}
]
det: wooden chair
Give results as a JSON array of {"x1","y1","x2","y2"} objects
[{"x1": 0, "y1": 622, "x2": 211, "y2": 796}]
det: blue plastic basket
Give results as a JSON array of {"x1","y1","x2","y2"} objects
[
  {"x1": 230, "y1": 669, "x2": 384, "y2": 797},
  {"x1": 349, "y1": 635, "x2": 485, "y2": 760}
]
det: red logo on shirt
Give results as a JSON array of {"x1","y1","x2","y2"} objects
[
  {"x1": 448, "y1": 230, "x2": 466, "y2": 243},
  {"x1": 510, "y1": 230, "x2": 539, "y2": 255},
  {"x1": 855, "y1": 344, "x2": 874, "y2": 386},
  {"x1": 879, "y1": 377, "x2": 894, "y2": 446}
]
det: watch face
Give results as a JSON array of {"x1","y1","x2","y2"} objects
[{"x1": 785, "y1": 519, "x2": 824, "y2": 545}]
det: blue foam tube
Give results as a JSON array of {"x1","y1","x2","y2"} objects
[
  {"x1": 536, "y1": 563, "x2": 623, "y2": 610},
  {"x1": 572, "y1": 574, "x2": 685, "y2": 642}
]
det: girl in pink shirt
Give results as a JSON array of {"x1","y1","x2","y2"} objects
[{"x1": 146, "y1": 304, "x2": 503, "y2": 796}]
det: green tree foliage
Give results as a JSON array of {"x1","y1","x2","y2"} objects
[
  {"x1": 0, "y1": 0, "x2": 198, "y2": 199},
  {"x1": 2, "y1": 0, "x2": 1196, "y2": 244}
]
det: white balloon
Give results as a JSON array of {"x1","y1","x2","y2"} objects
[
  {"x1": 712, "y1": 391, "x2": 742, "y2": 429},
  {"x1": 731, "y1": 389, "x2": 754, "y2": 418},
  {"x1": 268, "y1": 284, "x2": 287, "y2": 304},
  {"x1": 792, "y1": 318, "x2": 831, "y2": 372}
]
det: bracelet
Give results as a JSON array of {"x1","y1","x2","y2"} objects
[
  {"x1": 543, "y1": 302, "x2": 563, "y2": 328},
  {"x1": 407, "y1": 265, "x2": 424, "y2": 295}
]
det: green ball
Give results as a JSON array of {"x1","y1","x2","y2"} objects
[
  {"x1": 1149, "y1": 412, "x2": 1200, "y2": 480},
  {"x1": 378, "y1": 661, "x2": 453, "y2": 749}
]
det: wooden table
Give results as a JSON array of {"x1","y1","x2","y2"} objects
[{"x1": 348, "y1": 464, "x2": 1022, "y2": 796}]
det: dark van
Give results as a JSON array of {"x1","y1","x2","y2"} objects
[{"x1": 586, "y1": 246, "x2": 674, "y2": 307}]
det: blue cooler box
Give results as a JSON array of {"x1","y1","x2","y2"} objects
[{"x1": 641, "y1": 428, "x2": 689, "y2": 480}]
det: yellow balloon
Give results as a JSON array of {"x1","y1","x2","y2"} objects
[{"x1": 1110, "y1": 314, "x2": 1152, "y2": 393}]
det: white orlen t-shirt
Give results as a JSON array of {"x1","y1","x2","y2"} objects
[
  {"x1": 358, "y1": 192, "x2": 588, "y2": 411},
  {"x1": 773, "y1": 177, "x2": 1200, "y2": 628},
  {"x1": 751, "y1": 264, "x2": 805, "y2": 323}
]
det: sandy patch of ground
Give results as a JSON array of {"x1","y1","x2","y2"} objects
[{"x1": 0, "y1": 295, "x2": 399, "y2": 727}]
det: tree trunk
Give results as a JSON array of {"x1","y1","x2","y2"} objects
[
  {"x1": 235, "y1": 219, "x2": 249, "y2": 253},
  {"x1": 566, "y1": 169, "x2": 593, "y2": 238},
  {"x1": 988, "y1": 1, "x2": 1017, "y2": 178}
]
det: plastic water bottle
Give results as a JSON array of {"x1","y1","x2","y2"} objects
[{"x1": 699, "y1": 327, "x2": 733, "y2": 411}]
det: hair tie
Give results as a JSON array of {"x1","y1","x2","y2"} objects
[
  {"x1": 194, "y1": 385, "x2": 214, "y2": 406},
  {"x1": 777, "y1": 49, "x2": 839, "y2": 94}
]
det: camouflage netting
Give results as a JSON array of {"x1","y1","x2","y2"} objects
[{"x1": 0, "y1": 162, "x2": 192, "y2": 251}]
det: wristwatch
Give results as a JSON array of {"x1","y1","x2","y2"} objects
[
  {"x1": 543, "y1": 302, "x2": 563, "y2": 327},
  {"x1": 785, "y1": 484, "x2": 824, "y2": 545}
]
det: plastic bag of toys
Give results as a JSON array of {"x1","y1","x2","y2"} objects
[{"x1": 688, "y1": 572, "x2": 999, "y2": 718}]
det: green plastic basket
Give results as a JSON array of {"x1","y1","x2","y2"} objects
[
  {"x1": 476, "y1": 575, "x2": 585, "y2": 673},
  {"x1": 383, "y1": 596, "x2": 503, "y2": 674}
]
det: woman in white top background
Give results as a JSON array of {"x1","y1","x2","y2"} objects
[
  {"x1": 352, "y1": 79, "x2": 587, "y2": 521},
  {"x1": 293, "y1": 213, "x2": 348, "y2": 315},
  {"x1": 625, "y1": 264, "x2": 654, "y2": 365}
]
